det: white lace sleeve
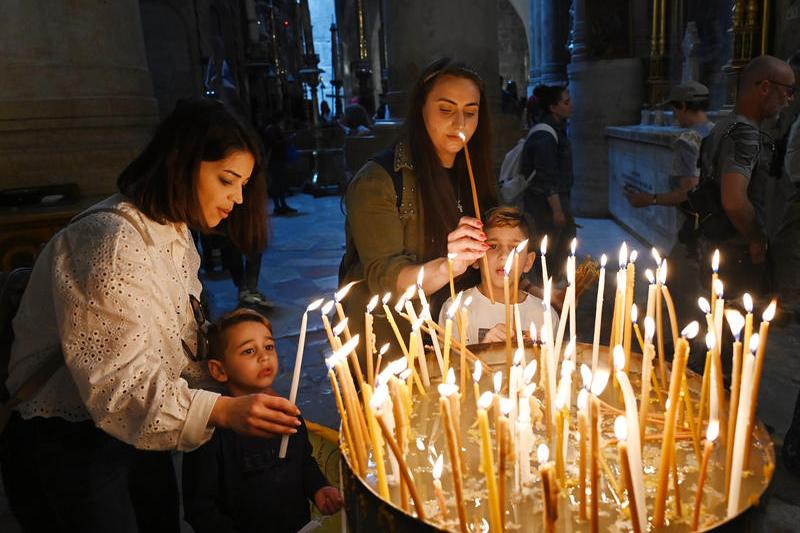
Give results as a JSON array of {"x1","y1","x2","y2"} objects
[{"x1": 51, "y1": 214, "x2": 218, "y2": 451}]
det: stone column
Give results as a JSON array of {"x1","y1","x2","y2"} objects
[
  {"x1": 0, "y1": 1, "x2": 158, "y2": 196},
  {"x1": 528, "y1": 0, "x2": 543, "y2": 90},
  {"x1": 539, "y1": 0, "x2": 570, "y2": 85}
]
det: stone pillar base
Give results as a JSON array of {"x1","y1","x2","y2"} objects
[{"x1": 567, "y1": 58, "x2": 644, "y2": 217}]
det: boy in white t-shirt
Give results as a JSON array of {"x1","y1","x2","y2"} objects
[{"x1": 438, "y1": 206, "x2": 559, "y2": 345}]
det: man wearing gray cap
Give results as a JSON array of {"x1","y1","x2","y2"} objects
[{"x1": 625, "y1": 81, "x2": 714, "y2": 210}]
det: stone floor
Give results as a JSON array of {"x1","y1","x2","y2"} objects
[{"x1": 2, "y1": 191, "x2": 799, "y2": 531}]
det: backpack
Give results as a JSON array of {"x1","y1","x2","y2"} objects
[{"x1": 497, "y1": 123, "x2": 558, "y2": 208}]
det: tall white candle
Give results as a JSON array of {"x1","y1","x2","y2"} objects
[
  {"x1": 727, "y1": 335, "x2": 758, "y2": 517},
  {"x1": 540, "y1": 235, "x2": 549, "y2": 289},
  {"x1": 569, "y1": 238, "x2": 577, "y2": 341},
  {"x1": 280, "y1": 298, "x2": 324, "y2": 458},
  {"x1": 591, "y1": 254, "x2": 607, "y2": 373}
]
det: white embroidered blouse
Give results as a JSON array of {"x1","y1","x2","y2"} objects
[{"x1": 6, "y1": 194, "x2": 220, "y2": 451}]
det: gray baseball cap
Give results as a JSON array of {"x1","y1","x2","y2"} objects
[{"x1": 663, "y1": 81, "x2": 710, "y2": 105}]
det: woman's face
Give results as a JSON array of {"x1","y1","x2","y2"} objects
[
  {"x1": 422, "y1": 74, "x2": 481, "y2": 168},
  {"x1": 196, "y1": 150, "x2": 255, "y2": 228},
  {"x1": 550, "y1": 89, "x2": 572, "y2": 121}
]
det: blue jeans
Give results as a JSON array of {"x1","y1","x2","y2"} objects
[{"x1": 0, "y1": 413, "x2": 179, "y2": 533}]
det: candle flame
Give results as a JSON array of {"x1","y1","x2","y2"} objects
[
  {"x1": 366, "y1": 295, "x2": 379, "y2": 313},
  {"x1": 712, "y1": 249, "x2": 720, "y2": 273},
  {"x1": 390, "y1": 357, "x2": 408, "y2": 375},
  {"x1": 540, "y1": 235, "x2": 548, "y2": 255},
  {"x1": 577, "y1": 389, "x2": 589, "y2": 410},
  {"x1": 500, "y1": 397, "x2": 514, "y2": 416},
  {"x1": 524, "y1": 360, "x2": 538, "y2": 383},
  {"x1": 493, "y1": 371, "x2": 503, "y2": 393},
  {"x1": 630, "y1": 250, "x2": 639, "y2": 263},
  {"x1": 473, "y1": 361, "x2": 483, "y2": 383},
  {"x1": 433, "y1": 454, "x2": 444, "y2": 480},
  {"x1": 516, "y1": 239, "x2": 530, "y2": 254},
  {"x1": 560, "y1": 360, "x2": 576, "y2": 379},
  {"x1": 537, "y1": 443, "x2": 550, "y2": 464},
  {"x1": 457, "y1": 131, "x2": 466, "y2": 142},
  {"x1": 644, "y1": 316, "x2": 655, "y2": 342},
  {"x1": 529, "y1": 322, "x2": 538, "y2": 343},
  {"x1": 523, "y1": 383, "x2": 537, "y2": 397},
  {"x1": 749, "y1": 333, "x2": 760, "y2": 354},
  {"x1": 463, "y1": 295, "x2": 473, "y2": 308},
  {"x1": 682, "y1": 321, "x2": 700, "y2": 339},
  {"x1": 370, "y1": 384, "x2": 389, "y2": 411},
  {"x1": 698, "y1": 297, "x2": 711, "y2": 315},
  {"x1": 446, "y1": 292, "x2": 463, "y2": 319},
  {"x1": 382, "y1": 292, "x2": 392, "y2": 305},
  {"x1": 513, "y1": 347, "x2": 524, "y2": 366},
  {"x1": 307, "y1": 298, "x2": 325, "y2": 312},
  {"x1": 321, "y1": 300, "x2": 335, "y2": 315},
  {"x1": 564, "y1": 338, "x2": 576, "y2": 360},
  {"x1": 645, "y1": 269, "x2": 655, "y2": 284},
  {"x1": 658, "y1": 259, "x2": 668, "y2": 285},
  {"x1": 478, "y1": 391, "x2": 494, "y2": 410},
  {"x1": 580, "y1": 364, "x2": 592, "y2": 389},
  {"x1": 379, "y1": 343, "x2": 390, "y2": 356},
  {"x1": 446, "y1": 367, "x2": 456, "y2": 385},
  {"x1": 706, "y1": 419, "x2": 720, "y2": 442},
  {"x1": 591, "y1": 368, "x2": 611, "y2": 396},
  {"x1": 763, "y1": 300, "x2": 777, "y2": 322},
  {"x1": 447, "y1": 252, "x2": 458, "y2": 261},
  {"x1": 480, "y1": 518, "x2": 489, "y2": 533},
  {"x1": 415, "y1": 268, "x2": 425, "y2": 289},
  {"x1": 705, "y1": 332, "x2": 716, "y2": 351},
  {"x1": 743, "y1": 293, "x2": 753, "y2": 313},
  {"x1": 619, "y1": 242, "x2": 628, "y2": 268},
  {"x1": 614, "y1": 415, "x2": 628, "y2": 440},
  {"x1": 333, "y1": 318, "x2": 348, "y2": 337},
  {"x1": 419, "y1": 438, "x2": 428, "y2": 452},
  {"x1": 335, "y1": 281, "x2": 357, "y2": 302},
  {"x1": 714, "y1": 278, "x2": 724, "y2": 298},
  {"x1": 725, "y1": 310, "x2": 745, "y2": 340},
  {"x1": 631, "y1": 303, "x2": 638, "y2": 324},
  {"x1": 651, "y1": 247, "x2": 662, "y2": 265},
  {"x1": 438, "y1": 383, "x2": 458, "y2": 397},
  {"x1": 503, "y1": 251, "x2": 515, "y2": 276},
  {"x1": 555, "y1": 380, "x2": 569, "y2": 409},
  {"x1": 613, "y1": 345, "x2": 625, "y2": 371},
  {"x1": 411, "y1": 317, "x2": 424, "y2": 333},
  {"x1": 332, "y1": 334, "x2": 359, "y2": 360},
  {"x1": 570, "y1": 238, "x2": 577, "y2": 256},
  {"x1": 601, "y1": 253, "x2": 608, "y2": 268}
]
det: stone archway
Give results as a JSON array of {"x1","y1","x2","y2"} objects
[{"x1": 498, "y1": 0, "x2": 530, "y2": 98}]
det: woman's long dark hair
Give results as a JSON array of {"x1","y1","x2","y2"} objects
[
  {"x1": 404, "y1": 57, "x2": 495, "y2": 260},
  {"x1": 531, "y1": 84, "x2": 567, "y2": 124},
  {"x1": 118, "y1": 98, "x2": 267, "y2": 255}
]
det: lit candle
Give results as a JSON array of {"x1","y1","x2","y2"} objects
[
  {"x1": 623, "y1": 249, "x2": 637, "y2": 372},
  {"x1": 540, "y1": 235, "x2": 549, "y2": 290},
  {"x1": 569, "y1": 238, "x2": 578, "y2": 342},
  {"x1": 615, "y1": 416, "x2": 642, "y2": 533},
  {"x1": 498, "y1": 398, "x2": 513, "y2": 530},
  {"x1": 742, "y1": 293, "x2": 754, "y2": 356},
  {"x1": 326, "y1": 357, "x2": 354, "y2": 467},
  {"x1": 365, "y1": 295, "x2": 379, "y2": 387},
  {"x1": 538, "y1": 443, "x2": 558, "y2": 533},
  {"x1": 279, "y1": 298, "x2": 324, "y2": 458},
  {"x1": 513, "y1": 239, "x2": 529, "y2": 307},
  {"x1": 692, "y1": 419, "x2": 719, "y2": 531},
  {"x1": 432, "y1": 454, "x2": 449, "y2": 519},
  {"x1": 710, "y1": 249, "x2": 720, "y2": 314},
  {"x1": 374, "y1": 343, "x2": 390, "y2": 388},
  {"x1": 372, "y1": 396, "x2": 426, "y2": 519},
  {"x1": 419, "y1": 297, "x2": 445, "y2": 377},
  {"x1": 473, "y1": 360, "x2": 483, "y2": 408},
  {"x1": 477, "y1": 392, "x2": 502, "y2": 532},
  {"x1": 613, "y1": 347, "x2": 647, "y2": 532},
  {"x1": 362, "y1": 383, "x2": 390, "y2": 499},
  {"x1": 320, "y1": 300, "x2": 337, "y2": 349},
  {"x1": 724, "y1": 310, "x2": 745, "y2": 495},
  {"x1": 518, "y1": 384, "x2": 536, "y2": 491},
  {"x1": 553, "y1": 271, "x2": 572, "y2": 362},
  {"x1": 639, "y1": 317, "x2": 656, "y2": 441},
  {"x1": 382, "y1": 293, "x2": 410, "y2": 358},
  {"x1": 631, "y1": 303, "x2": 645, "y2": 353},
  {"x1": 504, "y1": 250, "x2": 515, "y2": 382},
  {"x1": 334, "y1": 281, "x2": 357, "y2": 341},
  {"x1": 654, "y1": 321, "x2": 699, "y2": 527},
  {"x1": 660, "y1": 260, "x2": 680, "y2": 344},
  {"x1": 728, "y1": 334, "x2": 758, "y2": 517},
  {"x1": 645, "y1": 268, "x2": 657, "y2": 324},
  {"x1": 411, "y1": 317, "x2": 430, "y2": 388},
  {"x1": 655, "y1": 261, "x2": 667, "y2": 386},
  {"x1": 458, "y1": 130, "x2": 493, "y2": 303},
  {"x1": 443, "y1": 292, "x2": 462, "y2": 375},
  {"x1": 439, "y1": 381, "x2": 468, "y2": 532},
  {"x1": 591, "y1": 254, "x2": 608, "y2": 373},
  {"x1": 460, "y1": 295, "x2": 472, "y2": 394},
  {"x1": 589, "y1": 369, "x2": 610, "y2": 533},
  {"x1": 744, "y1": 300, "x2": 777, "y2": 468},
  {"x1": 447, "y1": 252, "x2": 457, "y2": 300},
  {"x1": 712, "y1": 280, "x2": 727, "y2": 444}
]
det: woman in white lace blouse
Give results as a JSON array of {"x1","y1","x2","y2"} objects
[{"x1": 0, "y1": 99, "x2": 301, "y2": 533}]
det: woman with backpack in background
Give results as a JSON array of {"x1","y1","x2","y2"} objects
[
  {"x1": 339, "y1": 57, "x2": 496, "y2": 350},
  {"x1": 521, "y1": 84, "x2": 574, "y2": 282},
  {"x1": 0, "y1": 98, "x2": 301, "y2": 533}
]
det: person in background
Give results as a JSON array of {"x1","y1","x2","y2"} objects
[
  {"x1": 262, "y1": 112, "x2": 297, "y2": 216},
  {"x1": 520, "y1": 84, "x2": 574, "y2": 283},
  {"x1": 319, "y1": 100, "x2": 333, "y2": 125}
]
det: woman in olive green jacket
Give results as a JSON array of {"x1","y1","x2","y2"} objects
[{"x1": 340, "y1": 57, "x2": 496, "y2": 353}]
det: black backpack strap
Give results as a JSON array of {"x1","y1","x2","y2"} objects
[{"x1": 369, "y1": 148, "x2": 404, "y2": 210}]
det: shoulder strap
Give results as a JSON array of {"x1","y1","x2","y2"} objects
[
  {"x1": 0, "y1": 205, "x2": 152, "y2": 432},
  {"x1": 530, "y1": 123, "x2": 559, "y2": 144},
  {"x1": 369, "y1": 148, "x2": 404, "y2": 209}
]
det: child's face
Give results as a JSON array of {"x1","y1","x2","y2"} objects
[
  {"x1": 478, "y1": 225, "x2": 535, "y2": 290},
  {"x1": 208, "y1": 321, "x2": 279, "y2": 396}
]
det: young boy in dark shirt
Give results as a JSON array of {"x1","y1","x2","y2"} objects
[{"x1": 182, "y1": 309, "x2": 342, "y2": 533}]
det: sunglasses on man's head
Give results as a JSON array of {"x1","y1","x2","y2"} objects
[{"x1": 182, "y1": 294, "x2": 212, "y2": 361}]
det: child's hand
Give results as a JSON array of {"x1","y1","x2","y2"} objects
[
  {"x1": 482, "y1": 323, "x2": 507, "y2": 343},
  {"x1": 314, "y1": 486, "x2": 343, "y2": 515}
]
